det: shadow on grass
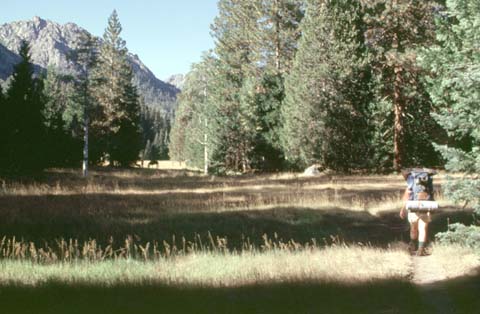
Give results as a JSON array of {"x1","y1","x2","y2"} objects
[
  {"x1": 440, "y1": 266, "x2": 480, "y2": 314},
  {"x1": 418, "y1": 266, "x2": 480, "y2": 314},
  {"x1": 0, "y1": 192, "x2": 474, "y2": 250},
  {"x1": 0, "y1": 192, "x2": 402, "y2": 246},
  {"x1": 0, "y1": 168, "x2": 474, "y2": 249},
  {"x1": 9, "y1": 167, "x2": 406, "y2": 194},
  {"x1": 0, "y1": 278, "x2": 428, "y2": 314}
]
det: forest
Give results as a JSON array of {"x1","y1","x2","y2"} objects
[
  {"x1": 0, "y1": 10, "x2": 170, "y2": 175},
  {"x1": 170, "y1": 0, "x2": 476, "y2": 178}
]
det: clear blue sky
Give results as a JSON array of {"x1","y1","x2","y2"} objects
[{"x1": 0, "y1": 0, "x2": 218, "y2": 80}]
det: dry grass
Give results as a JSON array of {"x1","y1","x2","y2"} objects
[
  {"x1": 428, "y1": 244, "x2": 480, "y2": 280},
  {"x1": 0, "y1": 168, "x2": 455, "y2": 212},
  {"x1": 0, "y1": 246, "x2": 411, "y2": 287},
  {"x1": 0, "y1": 168, "x2": 478, "y2": 313},
  {"x1": 0, "y1": 167, "x2": 473, "y2": 250}
]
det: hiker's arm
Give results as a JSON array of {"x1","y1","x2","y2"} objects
[{"x1": 399, "y1": 189, "x2": 410, "y2": 219}]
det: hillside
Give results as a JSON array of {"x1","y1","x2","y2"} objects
[{"x1": 0, "y1": 16, "x2": 179, "y2": 113}]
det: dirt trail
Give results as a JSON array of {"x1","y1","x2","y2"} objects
[{"x1": 411, "y1": 254, "x2": 456, "y2": 314}]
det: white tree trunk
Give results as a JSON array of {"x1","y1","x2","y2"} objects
[
  {"x1": 204, "y1": 119, "x2": 208, "y2": 175},
  {"x1": 82, "y1": 116, "x2": 89, "y2": 177}
]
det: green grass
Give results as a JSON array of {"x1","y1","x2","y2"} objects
[
  {"x1": 0, "y1": 248, "x2": 427, "y2": 314},
  {"x1": 0, "y1": 247, "x2": 411, "y2": 286}
]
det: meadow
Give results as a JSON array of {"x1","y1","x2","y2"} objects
[{"x1": 0, "y1": 165, "x2": 478, "y2": 313}]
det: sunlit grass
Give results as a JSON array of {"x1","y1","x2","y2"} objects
[
  {"x1": 428, "y1": 244, "x2": 480, "y2": 280},
  {"x1": 0, "y1": 168, "x2": 454, "y2": 216},
  {"x1": 0, "y1": 246, "x2": 411, "y2": 287}
]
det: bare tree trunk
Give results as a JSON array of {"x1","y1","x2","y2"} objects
[
  {"x1": 82, "y1": 115, "x2": 89, "y2": 177},
  {"x1": 392, "y1": 28, "x2": 405, "y2": 172},
  {"x1": 203, "y1": 83, "x2": 209, "y2": 176},
  {"x1": 204, "y1": 119, "x2": 208, "y2": 175},
  {"x1": 274, "y1": 0, "x2": 281, "y2": 73},
  {"x1": 393, "y1": 65, "x2": 404, "y2": 172}
]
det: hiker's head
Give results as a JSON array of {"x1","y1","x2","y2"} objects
[{"x1": 414, "y1": 172, "x2": 430, "y2": 187}]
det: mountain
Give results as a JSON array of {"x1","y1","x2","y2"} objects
[
  {"x1": 0, "y1": 16, "x2": 179, "y2": 113},
  {"x1": 165, "y1": 74, "x2": 186, "y2": 90},
  {"x1": 0, "y1": 42, "x2": 21, "y2": 81}
]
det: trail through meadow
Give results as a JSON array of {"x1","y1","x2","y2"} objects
[{"x1": 412, "y1": 253, "x2": 456, "y2": 314}]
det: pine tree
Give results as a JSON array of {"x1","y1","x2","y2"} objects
[
  {"x1": 109, "y1": 70, "x2": 142, "y2": 166},
  {"x1": 247, "y1": 0, "x2": 304, "y2": 171},
  {"x1": 421, "y1": 0, "x2": 480, "y2": 218},
  {"x1": 169, "y1": 53, "x2": 220, "y2": 171},
  {"x1": 94, "y1": 10, "x2": 142, "y2": 166},
  {"x1": 0, "y1": 84, "x2": 5, "y2": 168},
  {"x1": 94, "y1": 10, "x2": 129, "y2": 131},
  {"x1": 169, "y1": 1, "x2": 303, "y2": 173},
  {"x1": 140, "y1": 105, "x2": 171, "y2": 162},
  {"x1": 255, "y1": 0, "x2": 304, "y2": 75},
  {"x1": 210, "y1": 0, "x2": 261, "y2": 172},
  {"x1": 42, "y1": 66, "x2": 81, "y2": 167},
  {"x1": 69, "y1": 30, "x2": 99, "y2": 175},
  {"x1": 363, "y1": 0, "x2": 440, "y2": 171},
  {"x1": 3, "y1": 41, "x2": 46, "y2": 173},
  {"x1": 282, "y1": 0, "x2": 373, "y2": 171}
]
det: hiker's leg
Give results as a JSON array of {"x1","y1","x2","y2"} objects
[
  {"x1": 416, "y1": 218, "x2": 430, "y2": 256},
  {"x1": 407, "y1": 213, "x2": 419, "y2": 252},
  {"x1": 410, "y1": 222, "x2": 418, "y2": 241},
  {"x1": 418, "y1": 219, "x2": 428, "y2": 243}
]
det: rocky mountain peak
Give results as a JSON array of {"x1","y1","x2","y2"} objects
[
  {"x1": 166, "y1": 74, "x2": 186, "y2": 90},
  {"x1": 0, "y1": 17, "x2": 179, "y2": 112}
]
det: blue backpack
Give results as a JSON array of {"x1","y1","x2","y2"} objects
[{"x1": 406, "y1": 171, "x2": 435, "y2": 201}]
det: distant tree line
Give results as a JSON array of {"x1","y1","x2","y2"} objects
[
  {"x1": 0, "y1": 10, "x2": 170, "y2": 175},
  {"x1": 170, "y1": 0, "x2": 477, "y2": 174}
]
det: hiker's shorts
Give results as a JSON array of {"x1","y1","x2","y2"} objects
[{"x1": 408, "y1": 211, "x2": 432, "y2": 224}]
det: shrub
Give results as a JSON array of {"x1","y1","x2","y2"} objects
[{"x1": 435, "y1": 223, "x2": 480, "y2": 250}]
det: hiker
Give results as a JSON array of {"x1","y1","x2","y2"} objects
[{"x1": 399, "y1": 169, "x2": 437, "y2": 256}]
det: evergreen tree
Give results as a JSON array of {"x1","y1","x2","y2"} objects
[
  {"x1": 42, "y1": 66, "x2": 82, "y2": 167},
  {"x1": 248, "y1": 74, "x2": 287, "y2": 170},
  {"x1": 169, "y1": 1, "x2": 303, "y2": 173},
  {"x1": 140, "y1": 105, "x2": 171, "y2": 162},
  {"x1": 169, "y1": 53, "x2": 220, "y2": 171},
  {"x1": 362, "y1": 0, "x2": 441, "y2": 171},
  {"x1": 422, "y1": 0, "x2": 480, "y2": 218},
  {"x1": 0, "y1": 85, "x2": 5, "y2": 167},
  {"x1": 282, "y1": 0, "x2": 373, "y2": 171},
  {"x1": 94, "y1": 10, "x2": 142, "y2": 166},
  {"x1": 248, "y1": 0, "x2": 304, "y2": 171},
  {"x1": 255, "y1": 0, "x2": 304, "y2": 75},
  {"x1": 69, "y1": 30, "x2": 99, "y2": 174},
  {"x1": 2, "y1": 41, "x2": 46, "y2": 173},
  {"x1": 94, "y1": 10, "x2": 130, "y2": 133},
  {"x1": 109, "y1": 71, "x2": 142, "y2": 166},
  {"x1": 210, "y1": 0, "x2": 260, "y2": 172}
]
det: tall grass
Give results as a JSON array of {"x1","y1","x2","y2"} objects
[
  {"x1": 0, "y1": 233, "x2": 350, "y2": 264},
  {"x1": 0, "y1": 245, "x2": 411, "y2": 287}
]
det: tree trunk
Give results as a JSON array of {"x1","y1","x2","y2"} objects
[
  {"x1": 82, "y1": 116, "x2": 89, "y2": 177},
  {"x1": 274, "y1": 0, "x2": 281, "y2": 73},
  {"x1": 204, "y1": 119, "x2": 208, "y2": 175},
  {"x1": 393, "y1": 65, "x2": 404, "y2": 172}
]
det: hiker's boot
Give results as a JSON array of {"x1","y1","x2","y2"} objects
[
  {"x1": 416, "y1": 242, "x2": 430, "y2": 256},
  {"x1": 416, "y1": 247, "x2": 426, "y2": 256},
  {"x1": 408, "y1": 241, "x2": 417, "y2": 253}
]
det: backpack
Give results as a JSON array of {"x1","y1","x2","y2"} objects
[
  {"x1": 407, "y1": 171, "x2": 434, "y2": 201},
  {"x1": 404, "y1": 169, "x2": 438, "y2": 212}
]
